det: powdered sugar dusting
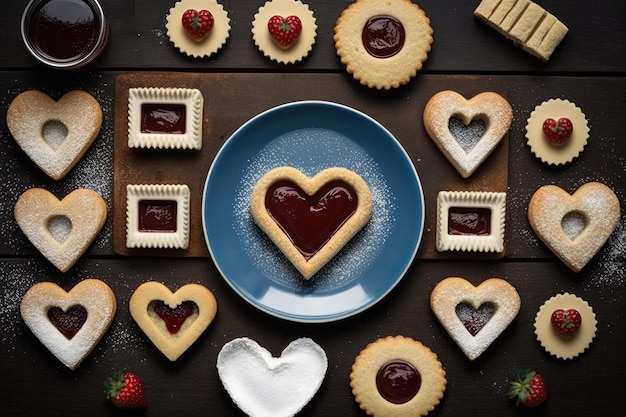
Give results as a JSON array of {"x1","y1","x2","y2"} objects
[{"x1": 233, "y1": 128, "x2": 396, "y2": 292}]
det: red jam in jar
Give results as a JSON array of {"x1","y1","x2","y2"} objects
[
  {"x1": 265, "y1": 180, "x2": 358, "y2": 260},
  {"x1": 376, "y1": 360, "x2": 421, "y2": 404},
  {"x1": 138, "y1": 200, "x2": 178, "y2": 233},
  {"x1": 448, "y1": 207, "x2": 491, "y2": 236},
  {"x1": 21, "y1": 0, "x2": 108, "y2": 69},
  {"x1": 362, "y1": 15, "x2": 405, "y2": 58},
  {"x1": 141, "y1": 103, "x2": 187, "y2": 134}
]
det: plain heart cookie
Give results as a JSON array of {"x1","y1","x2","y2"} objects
[
  {"x1": 430, "y1": 277, "x2": 521, "y2": 360},
  {"x1": 528, "y1": 182, "x2": 620, "y2": 272},
  {"x1": 250, "y1": 166, "x2": 372, "y2": 279},
  {"x1": 217, "y1": 337, "x2": 328, "y2": 417},
  {"x1": 129, "y1": 281, "x2": 217, "y2": 361},
  {"x1": 20, "y1": 279, "x2": 116, "y2": 370},
  {"x1": 423, "y1": 90, "x2": 512, "y2": 178},
  {"x1": 6, "y1": 90, "x2": 102, "y2": 180},
  {"x1": 14, "y1": 188, "x2": 107, "y2": 272}
]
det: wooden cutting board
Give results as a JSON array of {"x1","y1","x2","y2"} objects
[{"x1": 113, "y1": 72, "x2": 509, "y2": 259}]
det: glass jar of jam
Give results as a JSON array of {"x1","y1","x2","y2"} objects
[{"x1": 21, "y1": 0, "x2": 109, "y2": 69}]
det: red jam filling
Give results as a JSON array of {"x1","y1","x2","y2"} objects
[
  {"x1": 376, "y1": 360, "x2": 421, "y2": 404},
  {"x1": 138, "y1": 200, "x2": 177, "y2": 233},
  {"x1": 265, "y1": 180, "x2": 358, "y2": 261},
  {"x1": 47, "y1": 305, "x2": 87, "y2": 339},
  {"x1": 448, "y1": 207, "x2": 491, "y2": 236},
  {"x1": 361, "y1": 15, "x2": 405, "y2": 58},
  {"x1": 152, "y1": 300, "x2": 197, "y2": 334},
  {"x1": 456, "y1": 302, "x2": 495, "y2": 336},
  {"x1": 27, "y1": 0, "x2": 100, "y2": 62},
  {"x1": 140, "y1": 103, "x2": 186, "y2": 134}
]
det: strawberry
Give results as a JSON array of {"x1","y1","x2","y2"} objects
[
  {"x1": 542, "y1": 117, "x2": 573, "y2": 146},
  {"x1": 508, "y1": 369, "x2": 548, "y2": 407},
  {"x1": 105, "y1": 372, "x2": 147, "y2": 409},
  {"x1": 267, "y1": 15, "x2": 302, "y2": 49},
  {"x1": 551, "y1": 308, "x2": 582, "y2": 338},
  {"x1": 181, "y1": 9, "x2": 214, "y2": 41}
]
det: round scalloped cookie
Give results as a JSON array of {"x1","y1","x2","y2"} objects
[
  {"x1": 166, "y1": 0, "x2": 230, "y2": 58},
  {"x1": 534, "y1": 293, "x2": 597, "y2": 360},
  {"x1": 350, "y1": 336, "x2": 446, "y2": 417},
  {"x1": 525, "y1": 99, "x2": 589, "y2": 165},
  {"x1": 334, "y1": 0, "x2": 433, "y2": 90},
  {"x1": 251, "y1": 0, "x2": 317, "y2": 64}
]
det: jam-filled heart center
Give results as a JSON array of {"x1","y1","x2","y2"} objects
[
  {"x1": 149, "y1": 300, "x2": 198, "y2": 335},
  {"x1": 47, "y1": 304, "x2": 88, "y2": 339},
  {"x1": 456, "y1": 301, "x2": 495, "y2": 336},
  {"x1": 449, "y1": 117, "x2": 486, "y2": 153},
  {"x1": 265, "y1": 180, "x2": 359, "y2": 260}
]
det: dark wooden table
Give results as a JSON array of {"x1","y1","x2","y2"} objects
[{"x1": 1, "y1": 1, "x2": 624, "y2": 416}]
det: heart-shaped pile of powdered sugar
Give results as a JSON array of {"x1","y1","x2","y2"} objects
[
  {"x1": 528, "y1": 182, "x2": 621, "y2": 272},
  {"x1": 14, "y1": 188, "x2": 107, "y2": 273},
  {"x1": 6, "y1": 90, "x2": 102, "y2": 180},
  {"x1": 20, "y1": 279, "x2": 116, "y2": 370},
  {"x1": 250, "y1": 166, "x2": 372, "y2": 279},
  {"x1": 423, "y1": 90, "x2": 512, "y2": 178},
  {"x1": 430, "y1": 277, "x2": 521, "y2": 360},
  {"x1": 217, "y1": 337, "x2": 328, "y2": 417},
  {"x1": 129, "y1": 281, "x2": 217, "y2": 361}
]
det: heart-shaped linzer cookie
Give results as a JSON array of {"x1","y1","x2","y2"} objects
[
  {"x1": 14, "y1": 188, "x2": 107, "y2": 273},
  {"x1": 430, "y1": 277, "x2": 521, "y2": 360},
  {"x1": 6, "y1": 90, "x2": 102, "y2": 180},
  {"x1": 129, "y1": 282, "x2": 217, "y2": 361},
  {"x1": 528, "y1": 182, "x2": 621, "y2": 272},
  {"x1": 423, "y1": 90, "x2": 512, "y2": 178},
  {"x1": 250, "y1": 167, "x2": 372, "y2": 279},
  {"x1": 217, "y1": 337, "x2": 328, "y2": 417},
  {"x1": 20, "y1": 279, "x2": 116, "y2": 370}
]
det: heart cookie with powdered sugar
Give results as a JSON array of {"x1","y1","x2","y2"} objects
[
  {"x1": 217, "y1": 337, "x2": 328, "y2": 417},
  {"x1": 528, "y1": 182, "x2": 620, "y2": 272},
  {"x1": 423, "y1": 90, "x2": 512, "y2": 178},
  {"x1": 20, "y1": 279, "x2": 116, "y2": 370},
  {"x1": 6, "y1": 90, "x2": 102, "y2": 180},
  {"x1": 14, "y1": 188, "x2": 107, "y2": 272},
  {"x1": 430, "y1": 277, "x2": 521, "y2": 360},
  {"x1": 129, "y1": 282, "x2": 217, "y2": 361}
]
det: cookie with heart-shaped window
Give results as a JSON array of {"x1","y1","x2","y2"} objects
[
  {"x1": 20, "y1": 279, "x2": 116, "y2": 370},
  {"x1": 250, "y1": 166, "x2": 372, "y2": 279},
  {"x1": 6, "y1": 90, "x2": 102, "y2": 180},
  {"x1": 430, "y1": 277, "x2": 521, "y2": 360},
  {"x1": 423, "y1": 90, "x2": 512, "y2": 178},
  {"x1": 129, "y1": 281, "x2": 217, "y2": 361},
  {"x1": 14, "y1": 188, "x2": 107, "y2": 272},
  {"x1": 528, "y1": 182, "x2": 620, "y2": 272}
]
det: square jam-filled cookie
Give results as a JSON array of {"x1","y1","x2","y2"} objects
[
  {"x1": 126, "y1": 184, "x2": 190, "y2": 249},
  {"x1": 436, "y1": 191, "x2": 506, "y2": 253},
  {"x1": 128, "y1": 87, "x2": 203, "y2": 149}
]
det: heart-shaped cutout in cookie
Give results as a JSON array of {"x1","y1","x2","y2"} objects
[
  {"x1": 430, "y1": 277, "x2": 521, "y2": 360},
  {"x1": 14, "y1": 188, "x2": 107, "y2": 273},
  {"x1": 528, "y1": 182, "x2": 620, "y2": 272},
  {"x1": 251, "y1": 167, "x2": 372, "y2": 279},
  {"x1": 217, "y1": 337, "x2": 328, "y2": 417},
  {"x1": 20, "y1": 279, "x2": 116, "y2": 370},
  {"x1": 423, "y1": 90, "x2": 512, "y2": 178},
  {"x1": 129, "y1": 282, "x2": 217, "y2": 361},
  {"x1": 6, "y1": 90, "x2": 102, "y2": 180}
]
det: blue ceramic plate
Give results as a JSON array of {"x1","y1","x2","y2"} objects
[{"x1": 202, "y1": 101, "x2": 424, "y2": 323}]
